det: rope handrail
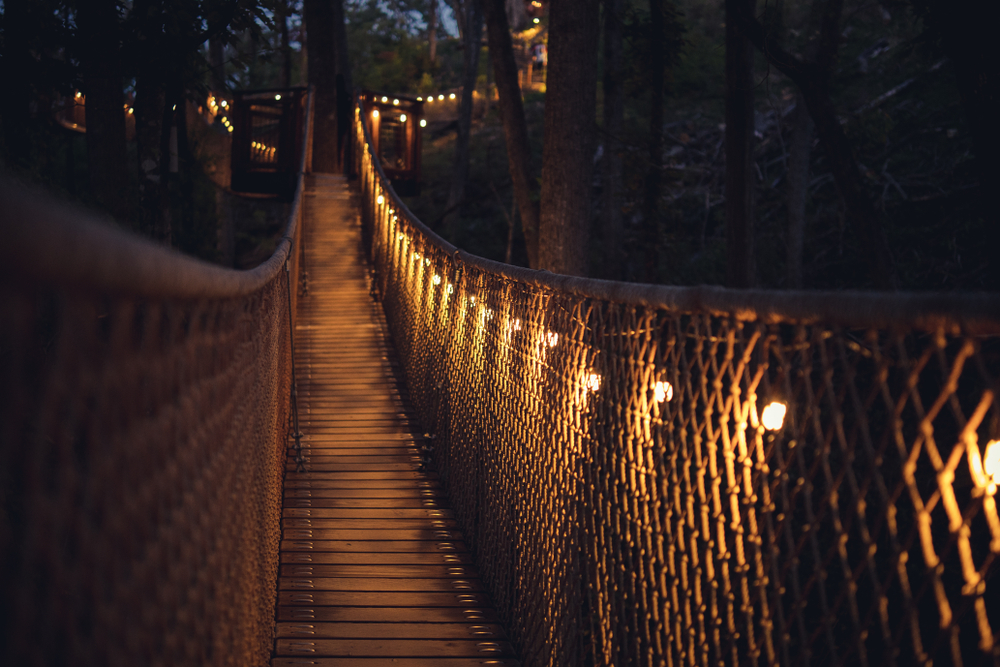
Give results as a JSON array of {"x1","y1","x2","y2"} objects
[
  {"x1": 0, "y1": 88, "x2": 313, "y2": 666},
  {"x1": 354, "y1": 97, "x2": 1000, "y2": 667}
]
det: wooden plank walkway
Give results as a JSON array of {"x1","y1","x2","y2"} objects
[{"x1": 272, "y1": 174, "x2": 519, "y2": 667}]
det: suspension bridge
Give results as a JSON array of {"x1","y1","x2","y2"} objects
[{"x1": 2, "y1": 91, "x2": 1000, "y2": 667}]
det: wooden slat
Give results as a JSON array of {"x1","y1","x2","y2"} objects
[{"x1": 272, "y1": 174, "x2": 515, "y2": 665}]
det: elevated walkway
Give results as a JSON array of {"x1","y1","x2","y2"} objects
[{"x1": 272, "y1": 174, "x2": 518, "y2": 666}]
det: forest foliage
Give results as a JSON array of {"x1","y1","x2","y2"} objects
[{"x1": 0, "y1": 0, "x2": 992, "y2": 290}]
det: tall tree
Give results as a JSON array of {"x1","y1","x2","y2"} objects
[
  {"x1": 443, "y1": 0, "x2": 484, "y2": 238},
  {"x1": 601, "y1": 0, "x2": 625, "y2": 280},
  {"x1": 785, "y1": 95, "x2": 812, "y2": 288},
  {"x1": 914, "y1": 0, "x2": 998, "y2": 227},
  {"x1": 724, "y1": 0, "x2": 756, "y2": 288},
  {"x1": 304, "y1": 0, "x2": 341, "y2": 172},
  {"x1": 642, "y1": 0, "x2": 666, "y2": 282},
  {"x1": 277, "y1": 0, "x2": 292, "y2": 88},
  {"x1": 730, "y1": 0, "x2": 896, "y2": 289},
  {"x1": 484, "y1": 0, "x2": 539, "y2": 267},
  {"x1": 76, "y1": 0, "x2": 132, "y2": 224},
  {"x1": 538, "y1": 0, "x2": 599, "y2": 276},
  {"x1": 428, "y1": 0, "x2": 438, "y2": 64}
]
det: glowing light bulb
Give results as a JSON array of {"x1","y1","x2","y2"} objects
[
  {"x1": 377, "y1": 195, "x2": 384, "y2": 204},
  {"x1": 417, "y1": 96, "x2": 423, "y2": 101},
  {"x1": 425, "y1": 258, "x2": 431, "y2": 266},
  {"x1": 221, "y1": 100, "x2": 228, "y2": 108},
  {"x1": 75, "y1": 91, "x2": 82, "y2": 99},
  {"x1": 420, "y1": 119, "x2": 427, "y2": 127},
  {"x1": 227, "y1": 125, "x2": 233, "y2": 133},
  {"x1": 533, "y1": 17, "x2": 540, "y2": 23},
  {"x1": 761, "y1": 402, "x2": 787, "y2": 431},
  {"x1": 546, "y1": 332, "x2": 559, "y2": 348},
  {"x1": 982, "y1": 440, "x2": 1000, "y2": 496},
  {"x1": 447, "y1": 284, "x2": 454, "y2": 294},
  {"x1": 433, "y1": 274, "x2": 442, "y2": 285},
  {"x1": 275, "y1": 94, "x2": 281, "y2": 100},
  {"x1": 449, "y1": 93, "x2": 456, "y2": 100},
  {"x1": 393, "y1": 98, "x2": 399, "y2": 105},
  {"x1": 438, "y1": 95, "x2": 444, "y2": 101},
  {"x1": 654, "y1": 381, "x2": 673, "y2": 403},
  {"x1": 381, "y1": 96, "x2": 388, "y2": 103},
  {"x1": 398, "y1": 233, "x2": 405, "y2": 240},
  {"x1": 513, "y1": 319, "x2": 522, "y2": 331},
  {"x1": 373, "y1": 109, "x2": 379, "y2": 119},
  {"x1": 587, "y1": 374, "x2": 602, "y2": 391},
  {"x1": 127, "y1": 108, "x2": 134, "y2": 114},
  {"x1": 400, "y1": 114, "x2": 407, "y2": 122}
]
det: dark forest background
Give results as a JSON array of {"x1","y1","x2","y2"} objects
[{"x1": 0, "y1": 0, "x2": 994, "y2": 291}]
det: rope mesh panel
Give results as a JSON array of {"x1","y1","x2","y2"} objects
[
  {"x1": 0, "y1": 90, "x2": 309, "y2": 665},
  {"x1": 354, "y1": 103, "x2": 1000, "y2": 667}
]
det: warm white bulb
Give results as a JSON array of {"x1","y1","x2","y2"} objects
[
  {"x1": 275, "y1": 94, "x2": 281, "y2": 100},
  {"x1": 984, "y1": 440, "x2": 1000, "y2": 496},
  {"x1": 546, "y1": 332, "x2": 559, "y2": 348},
  {"x1": 381, "y1": 96, "x2": 388, "y2": 102},
  {"x1": 400, "y1": 114, "x2": 407, "y2": 122},
  {"x1": 587, "y1": 374, "x2": 602, "y2": 391},
  {"x1": 654, "y1": 381, "x2": 673, "y2": 403},
  {"x1": 449, "y1": 93, "x2": 456, "y2": 100},
  {"x1": 433, "y1": 274, "x2": 442, "y2": 285},
  {"x1": 761, "y1": 402, "x2": 787, "y2": 431},
  {"x1": 377, "y1": 195, "x2": 384, "y2": 204},
  {"x1": 420, "y1": 119, "x2": 427, "y2": 127},
  {"x1": 438, "y1": 95, "x2": 444, "y2": 100},
  {"x1": 372, "y1": 109, "x2": 379, "y2": 119},
  {"x1": 393, "y1": 98, "x2": 399, "y2": 105}
]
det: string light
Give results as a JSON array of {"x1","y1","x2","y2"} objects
[
  {"x1": 432, "y1": 275, "x2": 442, "y2": 285},
  {"x1": 654, "y1": 381, "x2": 673, "y2": 403},
  {"x1": 377, "y1": 195, "x2": 384, "y2": 204},
  {"x1": 761, "y1": 402, "x2": 787, "y2": 431},
  {"x1": 545, "y1": 332, "x2": 559, "y2": 348},
  {"x1": 420, "y1": 119, "x2": 427, "y2": 127},
  {"x1": 372, "y1": 109, "x2": 379, "y2": 119},
  {"x1": 400, "y1": 114, "x2": 407, "y2": 122},
  {"x1": 393, "y1": 98, "x2": 399, "y2": 105},
  {"x1": 586, "y1": 374, "x2": 602, "y2": 391},
  {"x1": 381, "y1": 96, "x2": 388, "y2": 102},
  {"x1": 449, "y1": 93, "x2": 456, "y2": 100},
  {"x1": 275, "y1": 94, "x2": 282, "y2": 100}
]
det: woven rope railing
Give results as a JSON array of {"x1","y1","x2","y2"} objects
[
  {"x1": 0, "y1": 90, "x2": 311, "y2": 666},
  {"x1": 354, "y1": 101, "x2": 1000, "y2": 667}
]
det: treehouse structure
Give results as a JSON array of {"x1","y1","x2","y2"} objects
[
  {"x1": 360, "y1": 91, "x2": 424, "y2": 196},
  {"x1": 230, "y1": 87, "x2": 308, "y2": 200}
]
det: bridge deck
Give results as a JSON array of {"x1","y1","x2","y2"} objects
[{"x1": 271, "y1": 174, "x2": 518, "y2": 667}]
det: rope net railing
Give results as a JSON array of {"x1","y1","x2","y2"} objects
[
  {"x1": 0, "y1": 91, "x2": 311, "y2": 667},
  {"x1": 354, "y1": 101, "x2": 1000, "y2": 667}
]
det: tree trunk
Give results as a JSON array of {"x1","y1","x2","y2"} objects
[
  {"x1": 77, "y1": 0, "x2": 132, "y2": 225},
  {"x1": 642, "y1": 0, "x2": 666, "y2": 282},
  {"x1": 924, "y1": 0, "x2": 997, "y2": 227},
  {"x1": 484, "y1": 0, "x2": 540, "y2": 267},
  {"x1": 724, "y1": 0, "x2": 756, "y2": 288},
  {"x1": 786, "y1": 95, "x2": 811, "y2": 288},
  {"x1": 1, "y1": 0, "x2": 32, "y2": 169},
  {"x1": 729, "y1": 0, "x2": 896, "y2": 288},
  {"x1": 278, "y1": 0, "x2": 292, "y2": 89},
  {"x1": 428, "y1": 0, "x2": 438, "y2": 64},
  {"x1": 444, "y1": 0, "x2": 484, "y2": 239},
  {"x1": 304, "y1": 0, "x2": 340, "y2": 172},
  {"x1": 601, "y1": 0, "x2": 625, "y2": 280},
  {"x1": 538, "y1": 0, "x2": 599, "y2": 276},
  {"x1": 332, "y1": 0, "x2": 353, "y2": 166},
  {"x1": 209, "y1": 38, "x2": 226, "y2": 91},
  {"x1": 135, "y1": 76, "x2": 167, "y2": 239}
]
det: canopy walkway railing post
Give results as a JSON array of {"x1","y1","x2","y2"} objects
[{"x1": 353, "y1": 97, "x2": 1000, "y2": 667}]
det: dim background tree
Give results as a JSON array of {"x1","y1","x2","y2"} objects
[{"x1": 1, "y1": 0, "x2": 993, "y2": 291}]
